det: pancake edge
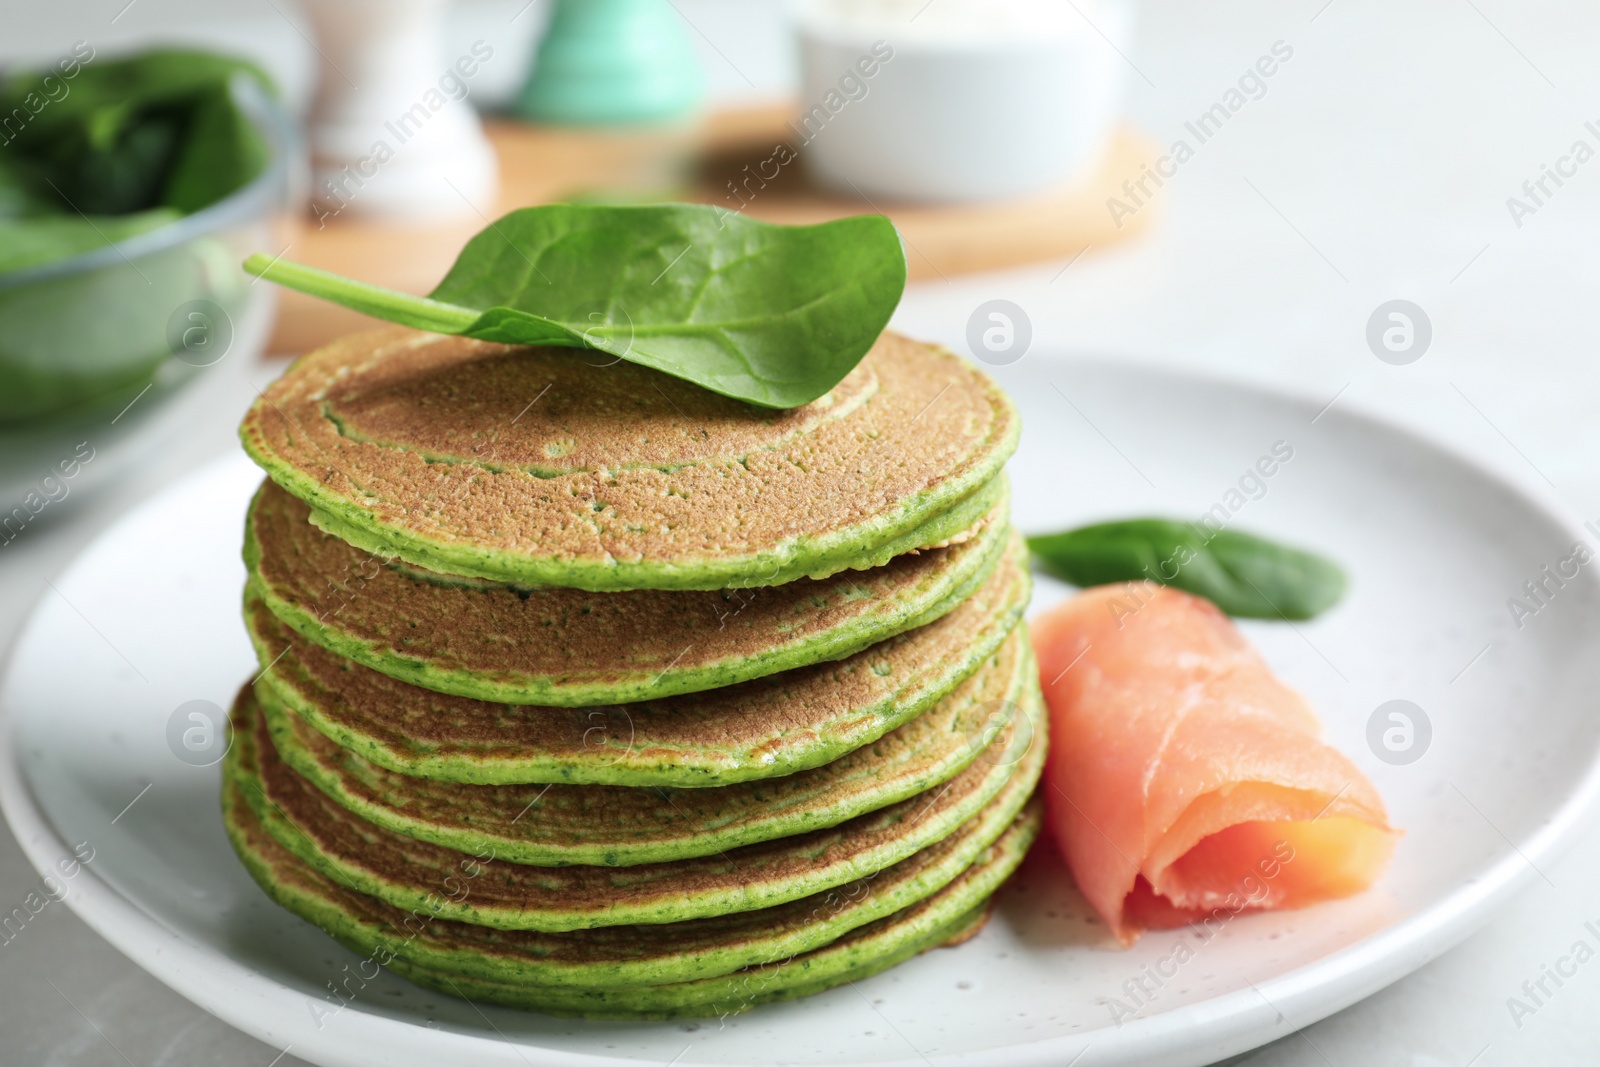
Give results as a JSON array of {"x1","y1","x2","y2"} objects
[
  {"x1": 243, "y1": 480, "x2": 1013, "y2": 707},
  {"x1": 246, "y1": 537, "x2": 1031, "y2": 787},
  {"x1": 233, "y1": 659, "x2": 1045, "y2": 932},
  {"x1": 222, "y1": 774, "x2": 1041, "y2": 1019},
  {"x1": 389, "y1": 803, "x2": 1039, "y2": 1020},
  {"x1": 227, "y1": 729, "x2": 1040, "y2": 984},
  {"x1": 255, "y1": 636, "x2": 1043, "y2": 867}
]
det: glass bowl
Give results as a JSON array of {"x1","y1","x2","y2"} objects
[{"x1": 0, "y1": 75, "x2": 295, "y2": 427}]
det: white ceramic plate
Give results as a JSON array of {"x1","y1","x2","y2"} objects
[{"x1": 5, "y1": 358, "x2": 1600, "y2": 1067}]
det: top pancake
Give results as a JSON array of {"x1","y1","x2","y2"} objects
[{"x1": 239, "y1": 327, "x2": 1019, "y2": 591}]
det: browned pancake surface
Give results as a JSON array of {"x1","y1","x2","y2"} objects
[
  {"x1": 260, "y1": 628, "x2": 1031, "y2": 866},
  {"x1": 239, "y1": 328, "x2": 1016, "y2": 578},
  {"x1": 235, "y1": 678, "x2": 1043, "y2": 930},
  {"x1": 248, "y1": 533, "x2": 1029, "y2": 785},
  {"x1": 246, "y1": 479, "x2": 1007, "y2": 704}
]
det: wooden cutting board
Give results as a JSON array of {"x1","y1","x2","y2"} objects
[{"x1": 267, "y1": 103, "x2": 1160, "y2": 354}]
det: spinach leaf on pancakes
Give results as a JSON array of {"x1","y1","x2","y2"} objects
[{"x1": 243, "y1": 203, "x2": 907, "y2": 409}]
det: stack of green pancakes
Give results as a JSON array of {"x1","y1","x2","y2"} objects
[{"x1": 225, "y1": 326, "x2": 1042, "y2": 1020}]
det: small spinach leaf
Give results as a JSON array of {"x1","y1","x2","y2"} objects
[
  {"x1": 1027, "y1": 518, "x2": 1346, "y2": 620},
  {"x1": 243, "y1": 203, "x2": 908, "y2": 409}
]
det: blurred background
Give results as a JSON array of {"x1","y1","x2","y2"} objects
[{"x1": 2, "y1": 0, "x2": 1598, "y2": 1063}]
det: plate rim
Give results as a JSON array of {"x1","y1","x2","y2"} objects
[{"x1": 5, "y1": 354, "x2": 1600, "y2": 1067}]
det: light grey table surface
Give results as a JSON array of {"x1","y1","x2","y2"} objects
[{"x1": 3, "y1": 1, "x2": 1598, "y2": 1064}]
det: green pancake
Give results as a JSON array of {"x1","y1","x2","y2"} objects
[
  {"x1": 223, "y1": 769, "x2": 1041, "y2": 1018},
  {"x1": 245, "y1": 477, "x2": 1011, "y2": 706},
  {"x1": 239, "y1": 327, "x2": 1021, "y2": 592},
  {"x1": 245, "y1": 535, "x2": 1030, "y2": 787},
  {"x1": 395, "y1": 902, "x2": 999, "y2": 1020},
  {"x1": 226, "y1": 718, "x2": 1039, "y2": 987},
  {"x1": 396, "y1": 815, "x2": 1037, "y2": 1020},
  {"x1": 230, "y1": 670, "x2": 1044, "y2": 931},
  {"x1": 256, "y1": 629, "x2": 1038, "y2": 867}
]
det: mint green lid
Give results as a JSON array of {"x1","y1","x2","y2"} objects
[{"x1": 515, "y1": 0, "x2": 706, "y2": 125}]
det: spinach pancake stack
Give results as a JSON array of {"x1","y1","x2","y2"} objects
[{"x1": 225, "y1": 325, "x2": 1041, "y2": 1019}]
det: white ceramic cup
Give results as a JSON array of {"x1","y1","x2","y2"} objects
[{"x1": 793, "y1": 0, "x2": 1132, "y2": 202}]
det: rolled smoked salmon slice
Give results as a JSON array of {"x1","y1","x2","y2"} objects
[{"x1": 1032, "y1": 582, "x2": 1396, "y2": 945}]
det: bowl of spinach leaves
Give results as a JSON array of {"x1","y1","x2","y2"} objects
[{"x1": 0, "y1": 48, "x2": 293, "y2": 425}]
